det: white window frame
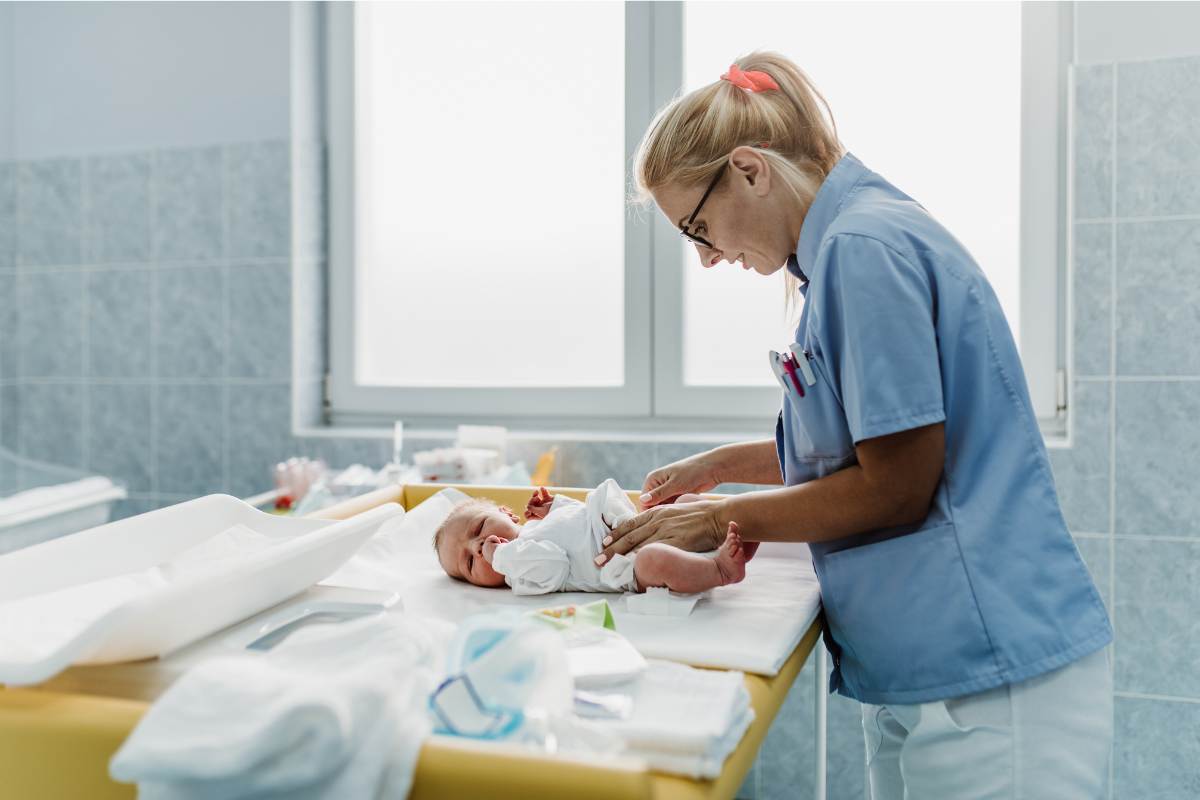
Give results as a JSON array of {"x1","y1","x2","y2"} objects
[{"x1": 324, "y1": 1, "x2": 1070, "y2": 434}]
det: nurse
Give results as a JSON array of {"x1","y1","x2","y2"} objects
[{"x1": 600, "y1": 53, "x2": 1113, "y2": 798}]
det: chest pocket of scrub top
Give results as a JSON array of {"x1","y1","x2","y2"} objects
[{"x1": 776, "y1": 345, "x2": 857, "y2": 485}]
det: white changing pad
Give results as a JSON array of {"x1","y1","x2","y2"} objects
[{"x1": 322, "y1": 489, "x2": 822, "y2": 676}]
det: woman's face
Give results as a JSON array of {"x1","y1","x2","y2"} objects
[{"x1": 652, "y1": 146, "x2": 800, "y2": 277}]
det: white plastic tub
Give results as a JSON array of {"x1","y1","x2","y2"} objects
[
  {"x1": 0, "y1": 494, "x2": 403, "y2": 685},
  {"x1": 0, "y1": 448, "x2": 127, "y2": 555}
]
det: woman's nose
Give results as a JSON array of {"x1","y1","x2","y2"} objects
[{"x1": 695, "y1": 244, "x2": 721, "y2": 268}]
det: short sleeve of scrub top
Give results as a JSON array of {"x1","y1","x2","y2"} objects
[{"x1": 809, "y1": 233, "x2": 947, "y2": 443}]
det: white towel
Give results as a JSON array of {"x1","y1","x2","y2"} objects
[
  {"x1": 598, "y1": 659, "x2": 755, "y2": 779},
  {"x1": 110, "y1": 614, "x2": 450, "y2": 800}
]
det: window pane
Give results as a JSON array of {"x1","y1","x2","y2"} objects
[
  {"x1": 355, "y1": 2, "x2": 625, "y2": 387},
  {"x1": 683, "y1": 1, "x2": 1021, "y2": 387}
]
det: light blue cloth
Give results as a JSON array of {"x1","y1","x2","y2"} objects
[{"x1": 775, "y1": 152, "x2": 1111, "y2": 705}]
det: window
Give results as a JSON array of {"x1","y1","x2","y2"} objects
[{"x1": 327, "y1": 2, "x2": 1070, "y2": 430}]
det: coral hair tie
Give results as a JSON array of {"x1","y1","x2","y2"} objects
[{"x1": 720, "y1": 64, "x2": 780, "y2": 93}]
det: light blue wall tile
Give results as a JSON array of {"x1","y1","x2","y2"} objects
[
  {"x1": 85, "y1": 153, "x2": 151, "y2": 264},
  {"x1": 228, "y1": 383, "x2": 295, "y2": 498},
  {"x1": 1048, "y1": 381, "x2": 1111, "y2": 534},
  {"x1": 556, "y1": 441, "x2": 658, "y2": 490},
  {"x1": 88, "y1": 269, "x2": 152, "y2": 378},
  {"x1": 18, "y1": 382, "x2": 84, "y2": 468},
  {"x1": 150, "y1": 494, "x2": 194, "y2": 512},
  {"x1": 0, "y1": 162, "x2": 14, "y2": 267},
  {"x1": 759, "y1": 657, "x2": 816, "y2": 800},
  {"x1": 1, "y1": 385, "x2": 19, "y2": 452},
  {"x1": 0, "y1": 273, "x2": 15, "y2": 380},
  {"x1": 229, "y1": 262, "x2": 291, "y2": 379},
  {"x1": 153, "y1": 148, "x2": 223, "y2": 261},
  {"x1": 17, "y1": 271, "x2": 84, "y2": 378},
  {"x1": 1073, "y1": 223, "x2": 1111, "y2": 376},
  {"x1": 758, "y1": 650, "x2": 866, "y2": 800},
  {"x1": 1117, "y1": 57, "x2": 1200, "y2": 218},
  {"x1": 228, "y1": 140, "x2": 290, "y2": 259},
  {"x1": 87, "y1": 383, "x2": 152, "y2": 493},
  {"x1": 826, "y1": 687, "x2": 867, "y2": 800},
  {"x1": 1114, "y1": 538, "x2": 1200, "y2": 699},
  {"x1": 1115, "y1": 220, "x2": 1200, "y2": 376},
  {"x1": 1114, "y1": 381, "x2": 1200, "y2": 537},
  {"x1": 156, "y1": 265, "x2": 226, "y2": 379},
  {"x1": 110, "y1": 496, "x2": 159, "y2": 522},
  {"x1": 1114, "y1": 697, "x2": 1200, "y2": 799},
  {"x1": 16, "y1": 159, "x2": 83, "y2": 267},
  {"x1": 156, "y1": 383, "x2": 224, "y2": 495},
  {"x1": 298, "y1": 435, "x2": 388, "y2": 470},
  {"x1": 1074, "y1": 535, "x2": 1112, "y2": 613},
  {"x1": 1074, "y1": 64, "x2": 1113, "y2": 220}
]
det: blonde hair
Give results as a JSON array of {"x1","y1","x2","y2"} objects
[{"x1": 633, "y1": 51, "x2": 844, "y2": 305}]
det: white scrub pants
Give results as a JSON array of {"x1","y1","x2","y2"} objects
[{"x1": 861, "y1": 648, "x2": 1112, "y2": 800}]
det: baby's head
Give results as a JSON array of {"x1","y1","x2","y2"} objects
[{"x1": 434, "y1": 498, "x2": 521, "y2": 588}]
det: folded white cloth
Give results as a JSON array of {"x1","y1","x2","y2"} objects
[
  {"x1": 599, "y1": 659, "x2": 754, "y2": 779},
  {"x1": 110, "y1": 614, "x2": 450, "y2": 800}
]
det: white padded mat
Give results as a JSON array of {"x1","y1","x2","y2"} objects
[{"x1": 322, "y1": 489, "x2": 822, "y2": 676}]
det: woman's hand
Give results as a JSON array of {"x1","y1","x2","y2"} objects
[
  {"x1": 639, "y1": 451, "x2": 722, "y2": 509},
  {"x1": 595, "y1": 499, "x2": 726, "y2": 565}
]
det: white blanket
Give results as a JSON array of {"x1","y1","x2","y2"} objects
[
  {"x1": 322, "y1": 489, "x2": 822, "y2": 676},
  {"x1": 603, "y1": 660, "x2": 754, "y2": 779},
  {"x1": 110, "y1": 613, "x2": 450, "y2": 800}
]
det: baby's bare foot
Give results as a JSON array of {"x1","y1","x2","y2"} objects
[{"x1": 714, "y1": 522, "x2": 748, "y2": 586}]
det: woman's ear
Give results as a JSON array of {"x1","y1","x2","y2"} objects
[{"x1": 730, "y1": 145, "x2": 771, "y2": 197}]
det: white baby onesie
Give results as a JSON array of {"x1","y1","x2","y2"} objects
[{"x1": 489, "y1": 479, "x2": 640, "y2": 596}]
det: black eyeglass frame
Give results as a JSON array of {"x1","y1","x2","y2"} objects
[{"x1": 678, "y1": 161, "x2": 728, "y2": 250}]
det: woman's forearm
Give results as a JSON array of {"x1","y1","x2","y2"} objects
[
  {"x1": 716, "y1": 466, "x2": 905, "y2": 543},
  {"x1": 710, "y1": 439, "x2": 783, "y2": 486},
  {"x1": 715, "y1": 424, "x2": 944, "y2": 544}
]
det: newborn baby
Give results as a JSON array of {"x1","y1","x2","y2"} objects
[{"x1": 434, "y1": 479, "x2": 751, "y2": 596}]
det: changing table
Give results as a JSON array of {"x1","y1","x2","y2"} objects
[{"x1": 0, "y1": 483, "x2": 822, "y2": 800}]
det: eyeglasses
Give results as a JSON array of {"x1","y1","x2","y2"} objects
[{"x1": 678, "y1": 161, "x2": 727, "y2": 250}]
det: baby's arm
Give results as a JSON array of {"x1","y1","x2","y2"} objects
[
  {"x1": 524, "y1": 487, "x2": 555, "y2": 520},
  {"x1": 489, "y1": 538, "x2": 571, "y2": 595}
]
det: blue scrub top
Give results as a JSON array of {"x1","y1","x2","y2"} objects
[{"x1": 776, "y1": 152, "x2": 1111, "y2": 705}]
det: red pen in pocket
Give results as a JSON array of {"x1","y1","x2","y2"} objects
[{"x1": 780, "y1": 355, "x2": 805, "y2": 398}]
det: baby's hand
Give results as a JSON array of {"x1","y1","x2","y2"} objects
[
  {"x1": 525, "y1": 487, "x2": 554, "y2": 520},
  {"x1": 482, "y1": 534, "x2": 505, "y2": 564}
]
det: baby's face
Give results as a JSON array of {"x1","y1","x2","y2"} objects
[{"x1": 437, "y1": 504, "x2": 520, "y2": 587}]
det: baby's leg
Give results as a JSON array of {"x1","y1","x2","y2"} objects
[
  {"x1": 633, "y1": 522, "x2": 747, "y2": 593},
  {"x1": 671, "y1": 494, "x2": 759, "y2": 560}
]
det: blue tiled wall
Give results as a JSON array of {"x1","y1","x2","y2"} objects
[
  {"x1": 0, "y1": 139, "x2": 393, "y2": 518},
  {"x1": 1048, "y1": 56, "x2": 1200, "y2": 800}
]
